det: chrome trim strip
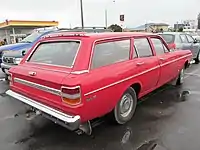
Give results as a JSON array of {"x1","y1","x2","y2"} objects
[
  {"x1": 84, "y1": 65, "x2": 160, "y2": 96},
  {"x1": 84, "y1": 54, "x2": 192, "y2": 96},
  {"x1": 6, "y1": 90, "x2": 80, "y2": 123},
  {"x1": 71, "y1": 70, "x2": 89, "y2": 74},
  {"x1": 14, "y1": 78, "x2": 61, "y2": 96},
  {"x1": 160, "y1": 54, "x2": 192, "y2": 67}
]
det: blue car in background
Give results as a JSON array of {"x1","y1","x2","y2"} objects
[{"x1": 0, "y1": 29, "x2": 58, "y2": 77}]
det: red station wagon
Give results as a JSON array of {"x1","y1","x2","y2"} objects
[{"x1": 6, "y1": 32, "x2": 192, "y2": 135}]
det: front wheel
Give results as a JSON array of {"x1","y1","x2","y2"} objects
[
  {"x1": 176, "y1": 68, "x2": 185, "y2": 85},
  {"x1": 113, "y1": 87, "x2": 137, "y2": 125}
]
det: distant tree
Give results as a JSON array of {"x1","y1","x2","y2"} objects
[
  {"x1": 178, "y1": 27, "x2": 183, "y2": 32},
  {"x1": 108, "y1": 24, "x2": 122, "y2": 32}
]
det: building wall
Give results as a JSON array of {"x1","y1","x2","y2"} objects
[
  {"x1": 150, "y1": 25, "x2": 169, "y2": 32},
  {"x1": 0, "y1": 28, "x2": 34, "y2": 44}
]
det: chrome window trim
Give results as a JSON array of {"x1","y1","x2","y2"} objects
[
  {"x1": 26, "y1": 39, "x2": 81, "y2": 69},
  {"x1": 88, "y1": 36, "x2": 132, "y2": 71}
]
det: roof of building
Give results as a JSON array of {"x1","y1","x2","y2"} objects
[
  {"x1": 0, "y1": 20, "x2": 59, "y2": 30},
  {"x1": 126, "y1": 23, "x2": 169, "y2": 31}
]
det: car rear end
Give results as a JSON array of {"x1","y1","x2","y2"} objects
[{"x1": 6, "y1": 35, "x2": 87, "y2": 131}]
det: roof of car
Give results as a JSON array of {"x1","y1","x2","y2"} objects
[
  {"x1": 44, "y1": 32, "x2": 156, "y2": 40},
  {"x1": 159, "y1": 32, "x2": 186, "y2": 35}
]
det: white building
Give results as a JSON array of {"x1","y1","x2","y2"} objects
[{"x1": 182, "y1": 20, "x2": 197, "y2": 29}]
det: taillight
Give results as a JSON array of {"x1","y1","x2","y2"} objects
[
  {"x1": 61, "y1": 86, "x2": 81, "y2": 106},
  {"x1": 8, "y1": 72, "x2": 13, "y2": 86},
  {"x1": 173, "y1": 43, "x2": 176, "y2": 49}
]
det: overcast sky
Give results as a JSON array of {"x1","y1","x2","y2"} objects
[{"x1": 0, "y1": 0, "x2": 199, "y2": 28}]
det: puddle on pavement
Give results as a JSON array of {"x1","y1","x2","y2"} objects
[
  {"x1": 0, "y1": 91, "x2": 8, "y2": 97},
  {"x1": 136, "y1": 139, "x2": 167, "y2": 150}
]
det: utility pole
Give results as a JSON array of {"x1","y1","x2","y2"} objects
[
  {"x1": 80, "y1": 0, "x2": 84, "y2": 29},
  {"x1": 104, "y1": 0, "x2": 115, "y2": 28},
  {"x1": 105, "y1": 9, "x2": 108, "y2": 28}
]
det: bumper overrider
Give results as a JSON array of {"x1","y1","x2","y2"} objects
[{"x1": 6, "y1": 90, "x2": 81, "y2": 131}]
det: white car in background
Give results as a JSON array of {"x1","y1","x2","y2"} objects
[{"x1": 183, "y1": 29, "x2": 200, "y2": 42}]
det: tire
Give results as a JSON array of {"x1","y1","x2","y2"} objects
[
  {"x1": 195, "y1": 51, "x2": 200, "y2": 64},
  {"x1": 5, "y1": 74, "x2": 8, "y2": 81},
  {"x1": 113, "y1": 87, "x2": 137, "y2": 125},
  {"x1": 1, "y1": 68, "x2": 5, "y2": 73},
  {"x1": 176, "y1": 68, "x2": 185, "y2": 85}
]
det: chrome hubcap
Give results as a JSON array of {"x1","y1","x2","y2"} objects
[
  {"x1": 119, "y1": 93, "x2": 133, "y2": 118},
  {"x1": 180, "y1": 69, "x2": 184, "y2": 83}
]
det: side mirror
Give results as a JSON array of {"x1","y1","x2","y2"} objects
[
  {"x1": 194, "y1": 38, "x2": 198, "y2": 43},
  {"x1": 22, "y1": 50, "x2": 26, "y2": 56}
]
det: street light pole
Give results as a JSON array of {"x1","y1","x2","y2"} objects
[
  {"x1": 105, "y1": 0, "x2": 115, "y2": 28},
  {"x1": 80, "y1": 0, "x2": 84, "y2": 29},
  {"x1": 105, "y1": 9, "x2": 108, "y2": 28}
]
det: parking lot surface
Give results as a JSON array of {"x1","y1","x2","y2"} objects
[{"x1": 0, "y1": 64, "x2": 200, "y2": 150}]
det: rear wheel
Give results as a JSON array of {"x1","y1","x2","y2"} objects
[
  {"x1": 1, "y1": 68, "x2": 5, "y2": 73},
  {"x1": 176, "y1": 68, "x2": 185, "y2": 85},
  {"x1": 195, "y1": 51, "x2": 200, "y2": 64},
  {"x1": 113, "y1": 87, "x2": 137, "y2": 124}
]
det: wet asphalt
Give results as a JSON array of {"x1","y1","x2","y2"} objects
[{"x1": 0, "y1": 64, "x2": 200, "y2": 150}]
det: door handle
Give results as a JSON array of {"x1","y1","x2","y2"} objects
[
  {"x1": 136, "y1": 62, "x2": 144, "y2": 66},
  {"x1": 159, "y1": 58, "x2": 165, "y2": 61}
]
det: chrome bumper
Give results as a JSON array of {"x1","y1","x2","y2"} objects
[
  {"x1": 6, "y1": 90, "x2": 81, "y2": 131},
  {"x1": 1, "y1": 63, "x2": 13, "y2": 70}
]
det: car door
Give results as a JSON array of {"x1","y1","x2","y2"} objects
[
  {"x1": 150, "y1": 37, "x2": 179, "y2": 86},
  {"x1": 185, "y1": 34, "x2": 200, "y2": 58},
  {"x1": 180, "y1": 34, "x2": 190, "y2": 49},
  {"x1": 133, "y1": 37, "x2": 160, "y2": 94}
]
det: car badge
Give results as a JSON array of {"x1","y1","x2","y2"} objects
[{"x1": 29, "y1": 71, "x2": 37, "y2": 76}]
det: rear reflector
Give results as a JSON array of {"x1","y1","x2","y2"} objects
[{"x1": 61, "y1": 86, "x2": 81, "y2": 105}]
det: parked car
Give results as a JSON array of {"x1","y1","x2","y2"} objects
[
  {"x1": 0, "y1": 29, "x2": 59, "y2": 76},
  {"x1": 6, "y1": 32, "x2": 192, "y2": 135},
  {"x1": 191, "y1": 32, "x2": 200, "y2": 42},
  {"x1": 1, "y1": 27, "x2": 112, "y2": 80},
  {"x1": 159, "y1": 32, "x2": 200, "y2": 64}
]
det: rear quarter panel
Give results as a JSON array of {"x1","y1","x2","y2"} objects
[{"x1": 174, "y1": 50, "x2": 192, "y2": 70}]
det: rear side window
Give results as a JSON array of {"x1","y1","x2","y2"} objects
[
  {"x1": 91, "y1": 40, "x2": 130, "y2": 69},
  {"x1": 180, "y1": 35, "x2": 188, "y2": 43},
  {"x1": 134, "y1": 38, "x2": 153, "y2": 57},
  {"x1": 159, "y1": 34, "x2": 175, "y2": 44},
  {"x1": 151, "y1": 38, "x2": 168, "y2": 55},
  {"x1": 186, "y1": 35, "x2": 194, "y2": 43},
  {"x1": 29, "y1": 41, "x2": 80, "y2": 67}
]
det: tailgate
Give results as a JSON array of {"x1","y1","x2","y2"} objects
[{"x1": 10, "y1": 64, "x2": 70, "y2": 111}]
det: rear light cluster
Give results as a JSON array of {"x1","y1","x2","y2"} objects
[
  {"x1": 9, "y1": 73, "x2": 13, "y2": 85},
  {"x1": 168, "y1": 43, "x2": 176, "y2": 51},
  {"x1": 61, "y1": 86, "x2": 81, "y2": 106}
]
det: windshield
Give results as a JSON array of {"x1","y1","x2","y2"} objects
[
  {"x1": 20, "y1": 32, "x2": 43, "y2": 43},
  {"x1": 29, "y1": 41, "x2": 80, "y2": 67},
  {"x1": 159, "y1": 34, "x2": 175, "y2": 44}
]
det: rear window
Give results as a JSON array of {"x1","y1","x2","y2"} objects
[
  {"x1": 29, "y1": 41, "x2": 80, "y2": 67},
  {"x1": 159, "y1": 34, "x2": 175, "y2": 44}
]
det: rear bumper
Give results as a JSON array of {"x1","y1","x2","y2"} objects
[{"x1": 6, "y1": 90, "x2": 81, "y2": 131}]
